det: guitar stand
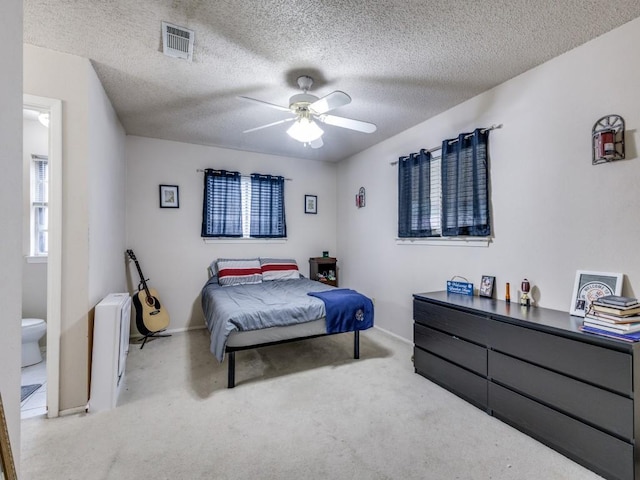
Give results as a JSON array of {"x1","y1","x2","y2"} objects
[{"x1": 139, "y1": 329, "x2": 171, "y2": 349}]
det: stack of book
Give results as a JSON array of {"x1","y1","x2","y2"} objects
[{"x1": 581, "y1": 295, "x2": 640, "y2": 342}]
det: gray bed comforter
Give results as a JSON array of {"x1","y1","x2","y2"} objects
[{"x1": 201, "y1": 276, "x2": 334, "y2": 361}]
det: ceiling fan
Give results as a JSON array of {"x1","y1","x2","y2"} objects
[{"x1": 239, "y1": 75, "x2": 377, "y2": 149}]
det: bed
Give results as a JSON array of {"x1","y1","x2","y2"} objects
[{"x1": 201, "y1": 258, "x2": 374, "y2": 387}]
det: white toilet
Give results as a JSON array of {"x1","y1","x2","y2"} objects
[{"x1": 21, "y1": 318, "x2": 46, "y2": 368}]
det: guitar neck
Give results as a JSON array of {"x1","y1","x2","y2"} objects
[{"x1": 132, "y1": 259, "x2": 152, "y2": 299}]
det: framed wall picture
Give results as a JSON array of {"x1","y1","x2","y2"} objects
[
  {"x1": 159, "y1": 185, "x2": 179, "y2": 208},
  {"x1": 305, "y1": 195, "x2": 317, "y2": 214},
  {"x1": 479, "y1": 275, "x2": 495, "y2": 298},
  {"x1": 570, "y1": 270, "x2": 623, "y2": 317}
]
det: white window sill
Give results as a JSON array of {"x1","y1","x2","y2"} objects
[
  {"x1": 203, "y1": 238, "x2": 287, "y2": 244},
  {"x1": 26, "y1": 255, "x2": 48, "y2": 263},
  {"x1": 396, "y1": 237, "x2": 491, "y2": 247}
]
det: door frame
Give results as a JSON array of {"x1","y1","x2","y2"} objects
[{"x1": 23, "y1": 94, "x2": 62, "y2": 418}]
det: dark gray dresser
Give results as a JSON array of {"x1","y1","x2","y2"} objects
[{"x1": 413, "y1": 291, "x2": 640, "y2": 480}]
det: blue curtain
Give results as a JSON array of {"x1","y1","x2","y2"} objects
[
  {"x1": 249, "y1": 174, "x2": 286, "y2": 238},
  {"x1": 441, "y1": 128, "x2": 490, "y2": 236},
  {"x1": 398, "y1": 149, "x2": 435, "y2": 237},
  {"x1": 201, "y1": 169, "x2": 243, "y2": 237}
]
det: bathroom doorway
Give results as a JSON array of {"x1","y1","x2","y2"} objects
[{"x1": 22, "y1": 94, "x2": 62, "y2": 419}]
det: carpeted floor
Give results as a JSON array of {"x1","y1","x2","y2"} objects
[
  {"x1": 20, "y1": 384, "x2": 41, "y2": 402},
  {"x1": 20, "y1": 328, "x2": 603, "y2": 479}
]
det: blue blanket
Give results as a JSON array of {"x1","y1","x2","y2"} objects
[{"x1": 308, "y1": 289, "x2": 374, "y2": 334}]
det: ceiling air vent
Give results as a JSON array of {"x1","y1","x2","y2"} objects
[{"x1": 162, "y1": 21, "x2": 194, "y2": 62}]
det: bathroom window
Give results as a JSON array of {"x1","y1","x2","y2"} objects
[{"x1": 30, "y1": 154, "x2": 48, "y2": 256}]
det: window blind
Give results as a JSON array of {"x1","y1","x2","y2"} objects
[
  {"x1": 441, "y1": 128, "x2": 490, "y2": 236},
  {"x1": 201, "y1": 169, "x2": 243, "y2": 237},
  {"x1": 249, "y1": 174, "x2": 286, "y2": 238},
  {"x1": 32, "y1": 155, "x2": 49, "y2": 255},
  {"x1": 201, "y1": 169, "x2": 286, "y2": 239},
  {"x1": 398, "y1": 128, "x2": 491, "y2": 239}
]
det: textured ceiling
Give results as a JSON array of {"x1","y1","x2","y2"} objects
[{"x1": 23, "y1": 1, "x2": 640, "y2": 162}]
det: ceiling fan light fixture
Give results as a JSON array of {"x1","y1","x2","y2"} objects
[{"x1": 287, "y1": 117, "x2": 324, "y2": 143}]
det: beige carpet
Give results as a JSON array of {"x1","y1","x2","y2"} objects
[{"x1": 20, "y1": 328, "x2": 603, "y2": 479}]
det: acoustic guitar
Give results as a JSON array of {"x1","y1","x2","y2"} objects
[{"x1": 126, "y1": 249, "x2": 170, "y2": 335}]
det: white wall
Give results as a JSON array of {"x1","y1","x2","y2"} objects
[
  {"x1": 87, "y1": 65, "x2": 127, "y2": 307},
  {"x1": 0, "y1": 0, "x2": 22, "y2": 469},
  {"x1": 337, "y1": 17, "x2": 640, "y2": 341},
  {"x1": 22, "y1": 259, "x2": 47, "y2": 321},
  {"x1": 24, "y1": 44, "x2": 91, "y2": 411},
  {"x1": 24, "y1": 45, "x2": 127, "y2": 411},
  {"x1": 125, "y1": 136, "x2": 337, "y2": 333},
  {"x1": 22, "y1": 117, "x2": 48, "y2": 321}
]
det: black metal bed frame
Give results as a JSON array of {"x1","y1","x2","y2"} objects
[{"x1": 225, "y1": 330, "x2": 360, "y2": 388}]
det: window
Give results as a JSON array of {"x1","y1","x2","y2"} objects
[
  {"x1": 248, "y1": 174, "x2": 286, "y2": 238},
  {"x1": 201, "y1": 169, "x2": 286, "y2": 238},
  {"x1": 398, "y1": 128, "x2": 490, "y2": 238},
  {"x1": 31, "y1": 154, "x2": 49, "y2": 255},
  {"x1": 398, "y1": 149, "x2": 441, "y2": 237}
]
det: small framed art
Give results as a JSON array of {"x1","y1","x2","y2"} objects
[
  {"x1": 479, "y1": 275, "x2": 495, "y2": 298},
  {"x1": 305, "y1": 195, "x2": 317, "y2": 214},
  {"x1": 570, "y1": 270, "x2": 623, "y2": 317},
  {"x1": 159, "y1": 185, "x2": 179, "y2": 208}
]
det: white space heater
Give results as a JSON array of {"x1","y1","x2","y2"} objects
[{"x1": 89, "y1": 293, "x2": 132, "y2": 412}]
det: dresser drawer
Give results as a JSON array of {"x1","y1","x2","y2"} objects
[
  {"x1": 489, "y1": 350, "x2": 633, "y2": 440},
  {"x1": 414, "y1": 348, "x2": 487, "y2": 409},
  {"x1": 490, "y1": 383, "x2": 633, "y2": 480},
  {"x1": 414, "y1": 300, "x2": 488, "y2": 344},
  {"x1": 415, "y1": 323, "x2": 487, "y2": 376},
  {"x1": 489, "y1": 319, "x2": 632, "y2": 395}
]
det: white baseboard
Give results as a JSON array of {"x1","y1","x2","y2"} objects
[
  {"x1": 129, "y1": 324, "x2": 207, "y2": 339},
  {"x1": 372, "y1": 325, "x2": 413, "y2": 346},
  {"x1": 58, "y1": 405, "x2": 88, "y2": 417},
  {"x1": 169, "y1": 324, "x2": 207, "y2": 334}
]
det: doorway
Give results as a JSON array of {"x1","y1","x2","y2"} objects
[{"x1": 22, "y1": 94, "x2": 62, "y2": 418}]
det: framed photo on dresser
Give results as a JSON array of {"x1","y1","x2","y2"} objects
[
  {"x1": 479, "y1": 275, "x2": 495, "y2": 298},
  {"x1": 570, "y1": 270, "x2": 623, "y2": 317}
]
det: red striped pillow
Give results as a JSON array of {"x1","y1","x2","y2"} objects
[
  {"x1": 260, "y1": 258, "x2": 300, "y2": 281},
  {"x1": 216, "y1": 259, "x2": 262, "y2": 286}
]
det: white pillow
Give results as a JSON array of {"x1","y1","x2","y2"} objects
[
  {"x1": 216, "y1": 258, "x2": 262, "y2": 286},
  {"x1": 259, "y1": 258, "x2": 300, "y2": 281}
]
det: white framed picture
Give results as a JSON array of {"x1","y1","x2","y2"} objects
[{"x1": 570, "y1": 270, "x2": 623, "y2": 317}]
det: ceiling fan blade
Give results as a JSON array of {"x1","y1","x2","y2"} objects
[
  {"x1": 309, "y1": 137, "x2": 324, "y2": 149},
  {"x1": 238, "y1": 96, "x2": 291, "y2": 113},
  {"x1": 309, "y1": 91, "x2": 351, "y2": 114},
  {"x1": 317, "y1": 114, "x2": 377, "y2": 133},
  {"x1": 243, "y1": 117, "x2": 294, "y2": 134}
]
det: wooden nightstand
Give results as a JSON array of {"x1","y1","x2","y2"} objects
[{"x1": 309, "y1": 257, "x2": 338, "y2": 287}]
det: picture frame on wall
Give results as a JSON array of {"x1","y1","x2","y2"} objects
[
  {"x1": 570, "y1": 270, "x2": 623, "y2": 317},
  {"x1": 305, "y1": 195, "x2": 317, "y2": 214},
  {"x1": 479, "y1": 275, "x2": 495, "y2": 298},
  {"x1": 159, "y1": 185, "x2": 179, "y2": 208}
]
